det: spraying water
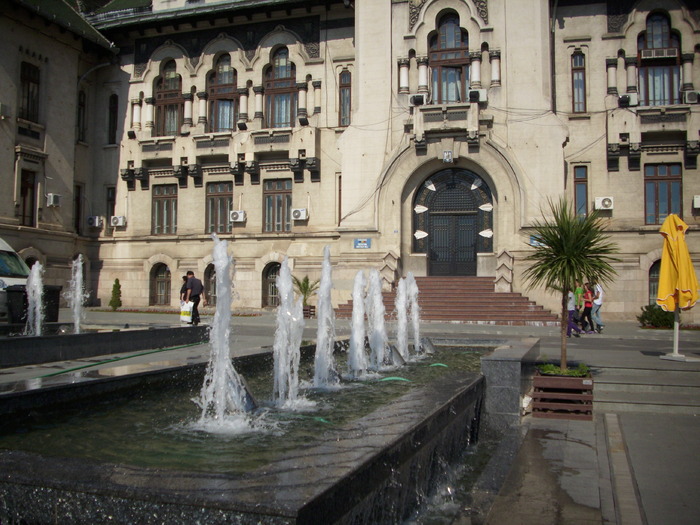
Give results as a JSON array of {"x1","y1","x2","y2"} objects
[
  {"x1": 395, "y1": 277, "x2": 409, "y2": 360},
  {"x1": 24, "y1": 262, "x2": 44, "y2": 336},
  {"x1": 196, "y1": 235, "x2": 253, "y2": 431},
  {"x1": 406, "y1": 273, "x2": 421, "y2": 354},
  {"x1": 313, "y1": 245, "x2": 339, "y2": 388},
  {"x1": 366, "y1": 269, "x2": 390, "y2": 370},
  {"x1": 347, "y1": 270, "x2": 368, "y2": 378},
  {"x1": 66, "y1": 255, "x2": 87, "y2": 334},
  {"x1": 273, "y1": 257, "x2": 305, "y2": 407}
]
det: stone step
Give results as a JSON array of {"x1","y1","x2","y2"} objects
[{"x1": 594, "y1": 390, "x2": 700, "y2": 414}]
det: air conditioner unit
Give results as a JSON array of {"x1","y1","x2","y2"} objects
[
  {"x1": 693, "y1": 195, "x2": 700, "y2": 208},
  {"x1": 618, "y1": 93, "x2": 639, "y2": 107},
  {"x1": 594, "y1": 196, "x2": 614, "y2": 210},
  {"x1": 230, "y1": 210, "x2": 247, "y2": 222},
  {"x1": 682, "y1": 91, "x2": 700, "y2": 104},
  {"x1": 87, "y1": 216, "x2": 103, "y2": 228},
  {"x1": 46, "y1": 193, "x2": 61, "y2": 207},
  {"x1": 110, "y1": 215, "x2": 127, "y2": 227},
  {"x1": 468, "y1": 89, "x2": 488, "y2": 103},
  {"x1": 409, "y1": 94, "x2": 427, "y2": 106},
  {"x1": 0, "y1": 103, "x2": 10, "y2": 119},
  {"x1": 292, "y1": 208, "x2": 308, "y2": 220}
]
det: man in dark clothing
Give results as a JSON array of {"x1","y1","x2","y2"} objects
[{"x1": 184, "y1": 271, "x2": 206, "y2": 325}]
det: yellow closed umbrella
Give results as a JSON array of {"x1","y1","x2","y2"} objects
[{"x1": 656, "y1": 214, "x2": 699, "y2": 361}]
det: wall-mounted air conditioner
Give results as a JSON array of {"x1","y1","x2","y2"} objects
[
  {"x1": 87, "y1": 216, "x2": 103, "y2": 228},
  {"x1": 0, "y1": 103, "x2": 10, "y2": 119},
  {"x1": 110, "y1": 215, "x2": 127, "y2": 227},
  {"x1": 682, "y1": 91, "x2": 700, "y2": 104},
  {"x1": 594, "y1": 197, "x2": 614, "y2": 210},
  {"x1": 292, "y1": 208, "x2": 308, "y2": 220},
  {"x1": 618, "y1": 93, "x2": 639, "y2": 107},
  {"x1": 230, "y1": 210, "x2": 247, "y2": 222},
  {"x1": 409, "y1": 94, "x2": 428, "y2": 106},
  {"x1": 693, "y1": 195, "x2": 700, "y2": 208},
  {"x1": 46, "y1": 193, "x2": 61, "y2": 207},
  {"x1": 468, "y1": 89, "x2": 488, "y2": 103}
]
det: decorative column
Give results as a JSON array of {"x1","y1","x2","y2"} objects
[
  {"x1": 196, "y1": 92, "x2": 208, "y2": 125},
  {"x1": 131, "y1": 98, "x2": 142, "y2": 130},
  {"x1": 606, "y1": 58, "x2": 618, "y2": 94},
  {"x1": 625, "y1": 56, "x2": 638, "y2": 93},
  {"x1": 470, "y1": 51, "x2": 482, "y2": 88},
  {"x1": 183, "y1": 93, "x2": 193, "y2": 126},
  {"x1": 682, "y1": 53, "x2": 695, "y2": 90},
  {"x1": 253, "y1": 85, "x2": 264, "y2": 120},
  {"x1": 238, "y1": 87, "x2": 249, "y2": 121},
  {"x1": 144, "y1": 97, "x2": 155, "y2": 131},
  {"x1": 417, "y1": 56, "x2": 429, "y2": 94},
  {"x1": 398, "y1": 58, "x2": 410, "y2": 94},
  {"x1": 489, "y1": 50, "x2": 501, "y2": 87},
  {"x1": 297, "y1": 82, "x2": 308, "y2": 118},
  {"x1": 313, "y1": 80, "x2": 322, "y2": 114}
]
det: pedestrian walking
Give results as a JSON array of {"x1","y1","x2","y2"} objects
[
  {"x1": 184, "y1": 271, "x2": 206, "y2": 325},
  {"x1": 592, "y1": 281, "x2": 605, "y2": 333}
]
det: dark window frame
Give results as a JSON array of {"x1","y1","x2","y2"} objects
[
  {"x1": 108, "y1": 94, "x2": 119, "y2": 144},
  {"x1": 429, "y1": 14, "x2": 470, "y2": 104},
  {"x1": 264, "y1": 48, "x2": 297, "y2": 128},
  {"x1": 206, "y1": 181, "x2": 233, "y2": 234},
  {"x1": 339, "y1": 69, "x2": 351, "y2": 127},
  {"x1": 644, "y1": 163, "x2": 682, "y2": 225},
  {"x1": 155, "y1": 60, "x2": 184, "y2": 137},
  {"x1": 151, "y1": 184, "x2": 178, "y2": 235},
  {"x1": 19, "y1": 61, "x2": 40, "y2": 122},
  {"x1": 571, "y1": 52, "x2": 586, "y2": 113},
  {"x1": 208, "y1": 54, "x2": 239, "y2": 132},
  {"x1": 574, "y1": 165, "x2": 588, "y2": 216},
  {"x1": 19, "y1": 170, "x2": 37, "y2": 227},
  {"x1": 263, "y1": 179, "x2": 292, "y2": 232},
  {"x1": 637, "y1": 14, "x2": 681, "y2": 106}
]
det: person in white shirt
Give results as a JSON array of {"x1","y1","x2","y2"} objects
[{"x1": 592, "y1": 282, "x2": 605, "y2": 333}]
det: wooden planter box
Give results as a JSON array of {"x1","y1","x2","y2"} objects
[
  {"x1": 532, "y1": 371, "x2": 593, "y2": 421},
  {"x1": 303, "y1": 305, "x2": 316, "y2": 319}
]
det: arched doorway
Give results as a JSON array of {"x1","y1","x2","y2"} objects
[
  {"x1": 413, "y1": 168, "x2": 493, "y2": 276},
  {"x1": 205, "y1": 263, "x2": 217, "y2": 306},
  {"x1": 263, "y1": 262, "x2": 281, "y2": 307},
  {"x1": 150, "y1": 263, "x2": 171, "y2": 305}
]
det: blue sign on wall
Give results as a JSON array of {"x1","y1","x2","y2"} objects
[{"x1": 354, "y1": 238, "x2": 371, "y2": 249}]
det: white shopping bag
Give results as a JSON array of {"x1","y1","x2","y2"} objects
[{"x1": 180, "y1": 301, "x2": 193, "y2": 323}]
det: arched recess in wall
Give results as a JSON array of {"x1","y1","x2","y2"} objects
[
  {"x1": 262, "y1": 262, "x2": 281, "y2": 307},
  {"x1": 150, "y1": 263, "x2": 171, "y2": 306}
]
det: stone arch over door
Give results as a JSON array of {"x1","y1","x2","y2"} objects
[{"x1": 413, "y1": 168, "x2": 493, "y2": 276}]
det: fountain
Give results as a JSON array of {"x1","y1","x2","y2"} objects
[
  {"x1": 272, "y1": 257, "x2": 305, "y2": 407},
  {"x1": 407, "y1": 272, "x2": 422, "y2": 354},
  {"x1": 366, "y1": 269, "x2": 397, "y2": 369},
  {"x1": 313, "y1": 245, "x2": 338, "y2": 388},
  {"x1": 395, "y1": 276, "x2": 409, "y2": 360},
  {"x1": 65, "y1": 255, "x2": 88, "y2": 334},
  {"x1": 347, "y1": 270, "x2": 368, "y2": 378},
  {"x1": 23, "y1": 261, "x2": 44, "y2": 336}
]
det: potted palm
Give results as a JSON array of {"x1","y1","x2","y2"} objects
[
  {"x1": 292, "y1": 275, "x2": 320, "y2": 318},
  {"x1": 523, "y1": 198, "x2": 620, "y2": 419}
]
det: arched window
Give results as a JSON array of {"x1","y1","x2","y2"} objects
[
  {"x1": 108, "y1": 94, "x2": 119, "y2": 144},
  {"x1": 208, "y1": 54, "x2": 238, "y2": 132},
  {"x1": 263, "y1": 262, "x2": 281, "y2": 307},
  {"x1": 205, "y1": 264, "x2": 217, "y2": 306},
  {"x1": 649, "y1": 260, "x2": 661, "y2": 305},
  {"x1": 429, "y1": 14, "x2": 470, "y2": 104},
  {"x1": 339, "y1": 69, "x2": 351, "y2": 126},
  {"x1": 638, "y1": 13, "x2": 680, "y2": 106},
  {"x1": 150, "y1": 263, "x2": 171, "y2": 305},
  {"x1": 265, "y1": 47, "x2": 297, "y2": 128},
  {"x1": 571, "y1": 51, "x2": 586, "y2": 113},
  {"x1": 155, "y1": 60, "x2": 183, "y2": 136}
]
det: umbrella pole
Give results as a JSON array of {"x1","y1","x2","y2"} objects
[{"x1": 661, "y1": 308, "x2": 700, "y2": 362}]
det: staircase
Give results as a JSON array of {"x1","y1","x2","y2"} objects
[
  {"x1": 335, "y1": 276, "x2": 559, "y2": 325},
  {"x1": 593, "y1": 367, "x2": 700, "y2": 414}
]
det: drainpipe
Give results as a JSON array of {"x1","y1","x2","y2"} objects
[{"x1": 550, "y1": 0, "x2": 559, "y2": 114}]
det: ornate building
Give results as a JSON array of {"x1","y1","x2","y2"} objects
[{"x1": 1, "y1": 0, "x2": 699, "y2": 322}]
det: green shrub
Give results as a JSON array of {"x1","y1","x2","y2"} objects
[
  {"x1": 109, "y1": 278, "x2": 122, "y2": 311},
  {"x1": 537, "y1": 362, "x2": 590, "y2": 377},
  {"x1": 637, "y1": 304, "x2": 674, "y2": 329}
]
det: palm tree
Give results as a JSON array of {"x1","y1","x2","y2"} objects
[
  {"x1": 292, "y1": 275, "x2": 320, "y2": 307},
  {"x1": 523, "y1": 198, "x2": 620, "y2": 370}
]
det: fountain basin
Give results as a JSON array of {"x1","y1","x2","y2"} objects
[{"x1": 0, "y1": 348, "x2": 484, "y2": 524}]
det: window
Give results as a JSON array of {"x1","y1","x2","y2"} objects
[
  {"x1": 339, "y1": 69, "x2": 351, "y2": 126},
  {"x1": 265, "y1": 48, "x2": 297, "y2": 128},
  {"x1": 108, "y1": 94, "x2": 118, "y2": 144},
  {"x1": 19, "y1": 62, "x2": 40, "y2": 122},
  {"x1": 572, "y1": 52, "x2": 586, "y2": 113},
  {"x1": 263, "y1": 263, "x2": 281, "y2": 307},
  {"x1": 263, "y1": 179, "x2": 292, "y2": 232},
  {"x1": 208, "y1": 55, "x2": 238, "y2": 132},
  {"x1": 152, "y1": 184, "x2": 178, "y2": 234},
  {"x1": 77, "y1": 91, "x2": 87, "y2": 142},
  {"x1": 638, "y1": 14, "x2": 680, "y2": 106},
  {"x1": 106, "y1": 186, "x2": 116, "y2": 230},
  {"x1": 73, "y1": 184, "x2": 83, "y2": 234},
  {"x1": 429, "y1": 14, "x2": 470, "y2": 104},
  {"x1": 648, "y1": 260, "x2": 661, "y2": 305},
  {"x1": 206, "y1": 181, "x2": 233, "y2": 234},
  {"x1": 150, "y1": 263, "x2": 171, "y2": 305},
  {"x1": 19, "y1": 170, "x2": 37, "y2": 227},
  {"x1": 205, "y1": 264, "x2": 217, "y2": 307},
  {"x1": 645, "y1": 163, "x2": 681, "y2": 224},
  {"x1": 574, "y1": 166, "x2": 588, "y2": 216},
  {"x1": 155, "y1": 60, "x2": 183, "y2": 136}
]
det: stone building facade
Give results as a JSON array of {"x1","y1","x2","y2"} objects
[{"x1": 1, "y1": 0, "x2": 699, "y2": 322}]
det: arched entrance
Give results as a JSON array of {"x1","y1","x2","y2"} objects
[
  {"x1": 205, "y1": 263, "x2": 217, "y2": 306},
  {"x1": 262, "y1": 262, "x2": 281, "y2": 307},
  {"x1": 150, "y1": 263, "x2": 171, "y2": 305},
  {"x1": 413, "y1": 169, "x2": 493, "y2": 276}
]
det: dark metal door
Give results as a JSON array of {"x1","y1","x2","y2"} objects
[{"x1": 429, "y1": 213, "x2": 477, "y2": 276}]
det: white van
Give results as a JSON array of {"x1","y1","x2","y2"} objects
[{"x1": 0, "y1": 237, "x2": 30, "y2": 323}]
